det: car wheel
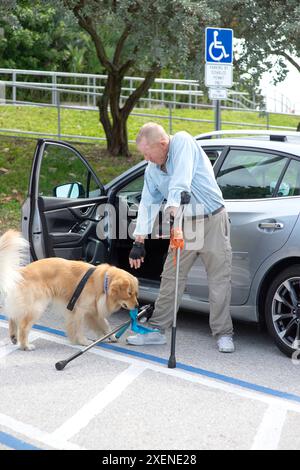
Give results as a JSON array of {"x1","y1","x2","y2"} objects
[{"x1": 265, "y1": 265, "x2": 300, "y2": 357}]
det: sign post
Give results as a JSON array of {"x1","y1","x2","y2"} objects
[{"x1": 205, "y1": 27, "x2": 233, "y2": 130}]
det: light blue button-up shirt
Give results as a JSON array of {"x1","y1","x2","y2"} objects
[{"x1": 134, "y1": 131, "x2": 224, "y2": 237}]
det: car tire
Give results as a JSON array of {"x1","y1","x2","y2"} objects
[{"x1": 265, "y1": 265, "x2": 300, "y2": 357}]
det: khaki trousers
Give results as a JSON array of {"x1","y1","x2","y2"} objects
[{"x1": 149, "y1": 209, "x2": 233, "y2": 338}]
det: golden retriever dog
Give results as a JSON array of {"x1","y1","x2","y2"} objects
[{"x1": 0, "y1": 230, "x2": 139, "y2": 351}]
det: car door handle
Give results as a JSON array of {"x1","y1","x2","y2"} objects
[{"x1": 258, "y1": 222, "x2": 284, "y2": 230}]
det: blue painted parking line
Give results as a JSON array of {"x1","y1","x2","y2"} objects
[
  {"x1": 1, "y1": 314, "x2": 300, "y2": 405},
  {"x1": 0, "y1": 431, "x2": 41, "y2": 450}
]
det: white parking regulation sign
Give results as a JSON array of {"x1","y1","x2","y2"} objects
[
  {"x1": 208, "y1": 88, "x2": 228, "y2": 100},
  {"x1": 205, "y1": 63, "x2": 233, "y2": 88}
]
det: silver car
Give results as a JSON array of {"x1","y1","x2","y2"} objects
[{"x1": 22, "y1": 130, "x2": 300, "y2": 357}]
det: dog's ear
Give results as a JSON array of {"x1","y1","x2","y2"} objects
[{"x1": 109, "y1": 278, "x2": 130, "y2": 296}]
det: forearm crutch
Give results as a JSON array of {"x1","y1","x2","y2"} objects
[
  {"x1": 168, "y1": 191, "x2": 191, "y2": 369},
  {"x1": 55, "y1": 304, "x2": 153, "y2": 371}
]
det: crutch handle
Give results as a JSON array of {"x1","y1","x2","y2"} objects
[{"x1": 180, "y1": 191, "x2": 191, "y2": 205}]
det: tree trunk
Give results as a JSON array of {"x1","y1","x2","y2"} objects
[
  {"x1": 98, "y1": 71, "x2": 131, "y2": 157},
  {"x1": 107, "y1": 115, "x2": 130, "y2": 157},
  {"x1": 70, "y1": 4, "x2": 161, "y2": 157},
  {"x1": 98, "y1": 67, "x2": 161, "y2": 157}
]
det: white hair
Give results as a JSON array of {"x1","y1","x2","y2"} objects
[{"x1": 136, "y1": 122, "x2": 169, "y2": 145}]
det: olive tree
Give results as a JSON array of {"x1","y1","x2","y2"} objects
[{"x1": 61, "y1": 0, "x2": 217, "y2": 157}]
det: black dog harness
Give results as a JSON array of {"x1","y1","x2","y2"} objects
[{"x1": 67, "y1": 267, "x2": 97, "y2": 311}]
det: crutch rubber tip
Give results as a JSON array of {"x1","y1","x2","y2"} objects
[
  {"x1": 55, "y1": 360, "x2": 68, "y2": 371},
  {"x1": 168, "y1": 356, "x2": 176, "y2": 369}
]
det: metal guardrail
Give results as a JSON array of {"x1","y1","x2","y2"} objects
[
  {"x1": 1, "y1": 67, "x2": 298, "y2": 112},
  {"x1": 0, "y1": 71, "x2": 299, "y2": 142},
  {"x1": 0, "y1": 67, "x2": 266, "y2": 111},
  {"x1": 0, "y1": 68, "x2": 203, "y2": 109}
]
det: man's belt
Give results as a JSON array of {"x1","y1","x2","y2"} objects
[{"x1": 191, "y1": 205, "x2": 225, "y2": 221}]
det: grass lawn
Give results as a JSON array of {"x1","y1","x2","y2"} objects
[{"x1": 0, "y1": 105, "x2": 299, "y2": 142}]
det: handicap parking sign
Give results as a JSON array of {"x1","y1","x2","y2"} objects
[{"x1": 205, "y1": 27, "x2": 233, "y2": 64}]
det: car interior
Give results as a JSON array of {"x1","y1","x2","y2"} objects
[{"x1": 108, "y1": 175, "x2": 169, "y2": 283}]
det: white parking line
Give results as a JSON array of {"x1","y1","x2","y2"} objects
[
  {"x1": 251, "y1": 405, "x2": 287, "y2": 450},
  {"x1": 0, "y1": 344, "x2": 18, "y2": 359},
  {"x1": 0, "y1": 320, "x2": 299, "y2": 451},
  {"x1": 39, "y1": 328, "x2": 300, "y2": 413},
  {"x1": 0, "y1": 412, "x2": 85, "y2": 450},
  {"x1": 52, "y1": 364, "x2": 146, "y2": 441},
  {"x1": 1, "y1": 320, "x2": 300, "y2": 415},
  {"x1": 0, "y1": 331, "x2": 41, "y2": 361}
]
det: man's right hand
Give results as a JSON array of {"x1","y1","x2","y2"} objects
[{"x1": 129, "y1": 241, "x2": 146, "y2": 269}]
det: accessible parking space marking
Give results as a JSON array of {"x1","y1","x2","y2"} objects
[
  {"x1": 0, "y1": 430, "x2": 41, "y2": 450},
  {"x1": 251, "y1": 405, "x2": 287, "y2": 450},
  {"x1": 0, "y1": 344, "x2": 19, "y2": 359},
  {"x1": 0, "y1": 318, "x2": 300, "y2": 450},
  {"x1": 31, "y1": 323, "x2": 300, "y2": 409},
  {"x1": 0, "y1": 412, "x2": 85, "y2": 450},
  {"x1": 1, "y1": 318, "x2": 300, "y2": 413},
  {"x1": 53, "y1": 364, "x2": 146, "y2": 441}
]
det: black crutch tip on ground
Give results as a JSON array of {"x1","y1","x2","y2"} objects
[
  {"x1": 55, "y1": 360, "x2": 68, "y2": 371},
  {"x1": 168, "y1": 356, "x2": 176, "y2": 368}
]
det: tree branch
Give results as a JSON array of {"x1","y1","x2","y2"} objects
[
  {"x1": 98, "y1": 77, "x2": 113, "y2": 140},
  {"x1": 122, "y1": 65, "x2": 161, "y2": 117},
  {"x1": 113, "y1": 25, "x2": 132, "y2": 67},
  {"x1": 69, "y1": 0, "x2": 115, "y2": 73},
  {"x1": 278, "y1": 50, "x2": 300, "y2": 73}
]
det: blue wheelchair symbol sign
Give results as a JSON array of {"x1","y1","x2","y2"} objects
[{"x1": 205, "y1": 27, "x2": 233, "y2": 64}]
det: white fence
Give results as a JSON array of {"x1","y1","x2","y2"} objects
[
  {"x1": 0, "y1": 68, "x2": 204, "y2": 108},
  {"x1": 0, "y1": 67, "x2": 264, "y2": 110},
  {"x1": 0, "y1": 68, "x2": 298, "y2": 142}
]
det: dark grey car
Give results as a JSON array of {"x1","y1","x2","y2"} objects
[{"x1": 22, "y1": 130, "x2": 300, "y2": 357}]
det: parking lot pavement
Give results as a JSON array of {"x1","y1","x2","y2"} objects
[{"x1": 0, "y1": 308, "x2": 300, "y2": 450}]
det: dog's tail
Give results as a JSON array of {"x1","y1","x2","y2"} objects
[{"x1": 0, "y1": 230, "x2": 29, "y2": 300}]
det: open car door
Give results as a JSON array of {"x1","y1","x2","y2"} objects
[{"x1": 22, "y1": 139, "x2": 109, "y2": 264}]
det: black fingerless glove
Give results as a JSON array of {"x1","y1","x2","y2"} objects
[{"x1": 129, "y1": 241, "x2": 146, "y2": 260}]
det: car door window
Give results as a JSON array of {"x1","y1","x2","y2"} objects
[
  {"x1": 201, "y1": 146, "x2": 223, "y2": 166},
  {"x1": 39, "y1": 144, "x2": 101, "y2": 199},
  {"x1": 276, "y1": 159, "x2": 300, "y2": 197},
  {"x1": 117, "y1": 175, "x2": 144, "y2": 205},
  {"x1": 216, "y1": 149, "x2": 288, "y2": 199},
  {"x1": 39, "y1": 143, "x2": 102, "y2": 198}
]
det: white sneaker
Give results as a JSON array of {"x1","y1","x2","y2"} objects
[
  {"x1": 126, "y1": 330, "x2": 166, "y2": 346},
  {"x1": 217, "y1": 335, "x2": 235, "y2": 353}
]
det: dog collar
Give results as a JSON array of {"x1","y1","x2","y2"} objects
[{"x1": 104, "y1": 273, "x2": 109, "y2": 295}]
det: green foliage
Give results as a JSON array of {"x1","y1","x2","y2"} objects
[
  {"x1": 0, "y1": 0, "x2": 100, "y2": 73},
  {"x1": 1, "y1": 1, "x2": 299, "y2": 81},
  {"x1": 0, "y1": 0, "x2": 299, "y2": 156},
  {"x1": 63, "y1": 0, "x2": 218, "y2": 76},
  {"x1": 217, "y1": 0, "x2": 300, "y2": 80}
]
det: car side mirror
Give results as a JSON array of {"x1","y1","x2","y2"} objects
[{"x1": 53, "y1": 182, "x2": 85, "y2": 199}]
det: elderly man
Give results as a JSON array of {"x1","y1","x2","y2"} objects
[{"x1": 127, "y1": 123, "x2": 234, "y2": 353}]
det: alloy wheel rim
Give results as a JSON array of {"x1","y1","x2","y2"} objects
[{"x1": 271, "y1": 277, "x2": 300, "y2": 350}]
